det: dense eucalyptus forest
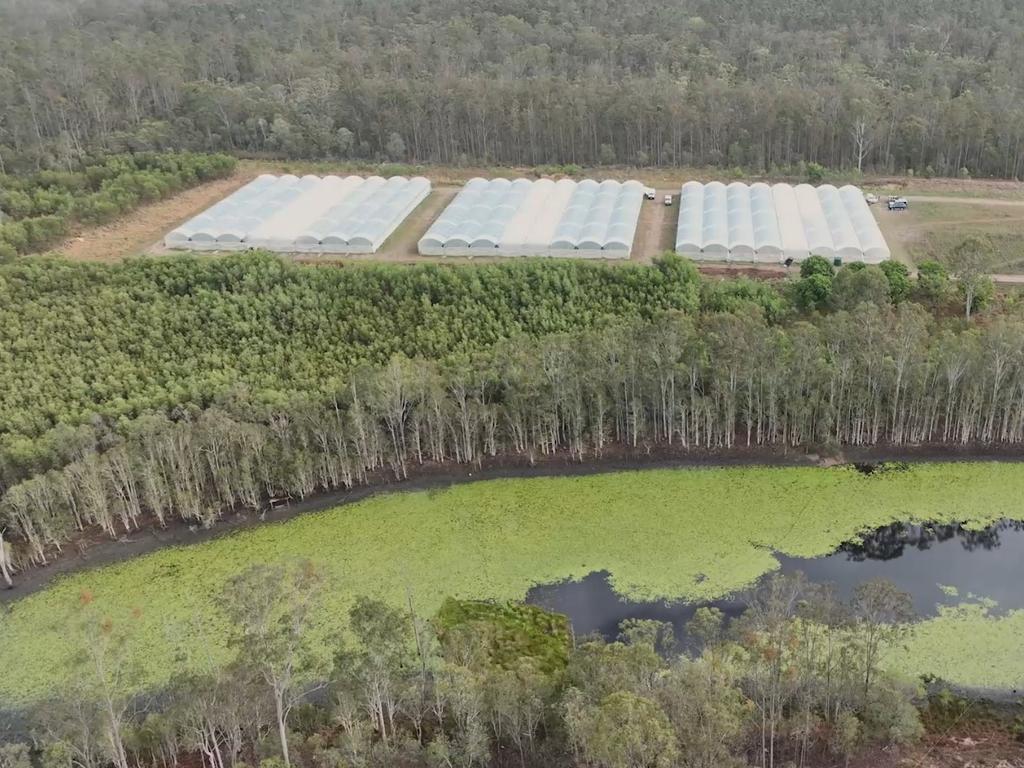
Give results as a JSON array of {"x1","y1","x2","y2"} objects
[
  {"x1": 2, "y1": 0, "x2": 1024, "y2": 177},
  {"x1": 3, "y1": 0, "x2": 1024, "y2": 763},
  {"x1": 0, "y1": 251, "x2": 1020, "y2": 574}
]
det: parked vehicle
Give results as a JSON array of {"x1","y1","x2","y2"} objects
[
  {"x1": 864, "y1": 193, "x2": 879, "y2": 205},
  {"x1": 664, "y1": 194, "x2": 673, "y2": 206},
  {"x1": 887, "y1": 197, "x2": 909, "y2": 211},
  {"x1": 643, "y1": 187, "x2": 656, "y2": 200}
]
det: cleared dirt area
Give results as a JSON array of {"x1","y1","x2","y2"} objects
[
  {"x1": 56, "y1": 170, "x2": 255, "y2": 262},
  {"x1": 630, "y1": 189, "x2": 679, "y2": 263},
  {"x1": 53, "y1": 159, "x2": 1024, "y2": 277}
]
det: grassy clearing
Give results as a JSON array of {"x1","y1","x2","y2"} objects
[
  {"x1": 1, "y1": 463, "x2": 1022, "y2": 704},
  {"x1": 899, "y1": 201, "x2": 1024, "y2": 273},
  {"x1": 912, "y1": 229, "x2": 1024, "y2": 274}
]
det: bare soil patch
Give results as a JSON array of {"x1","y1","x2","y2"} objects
[
  {"x1": 851, "y1": 730, "x2": 1024, "y2": 768},
  {"x1": 369, "y1": 186, "x2": 458, "y2": 261},
  {"x1": 630, "y1": 189, "x2": 682, "y2": 262},
  {"x1": 42, "y1": 158, "x2": 1024, "y2": 272},
  {"x1": 55, "y1": 170, "x2": 256, "y2": 262}
]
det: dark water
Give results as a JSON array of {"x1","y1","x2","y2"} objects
[{"x1": 526, "y1": 520, "x2": 1024, "y2": 643}]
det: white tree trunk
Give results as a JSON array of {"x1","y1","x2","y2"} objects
[{"x1": 0, "y1": 530, "x2": 13, "y2": 588}]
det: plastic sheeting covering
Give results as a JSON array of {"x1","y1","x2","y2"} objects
[
  {"x1": 674, "y1": 182, "x2": 890, "y2": 263},
  {"x1": 165, "y1": 175, "x2": 431, "y2": 254},
  {"x1": 418, "y1": 177, "x2": 645, "y2": 258}
]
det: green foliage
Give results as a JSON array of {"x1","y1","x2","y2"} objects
[
  {"x1": 922, "y1": 688, "x2": 973, "y2": 730},
  {"x1": 0, "y1": 152, "x2": 236, "y2": 253},
  {"x1": 880, "y1": 261, "x2": 912, "y2": 304},
  {"x1": 831, "y1": 264, "x2": 892, "y2": 310},
  {"x1": 0, "y1": 222, "x2": 28, "y2": 252},
  {"x1": 533, "y1": 163, "x2": 583, "y2": 178},
  {"x1": 685, "y1": 607, "x2": 726, "y2": 653},
  {"x1": 575, "y1": 691, "x2": 679, "y2": 768},
  {"x1": 436, "y1": 599, "x2": 571, "y2": 676},
  {"x1": 2, "y1": 462, "x2": 1022, "y2": 704},
  {"x1": 800, "y1": 255, "x2": 835, "y2": 279},
  {"x1": 0, "y1": 253, "x2": 700, "y2": 437},
  {"x1": 914, "y1": 260, "x2": 952, "y2": 305},
  {"x1": 805, "y1": 162, "x2": 827, "y2": 184},
  {"x1": 700, "y1": 276, "x2": 790, "y2": 321},
  {"x1": 1, "y1": 0, "x2": 1024, "y2": 176},
  {"x1": 38, "y1": 741, "x2": 72, "y2": 768},
  {"x1": 859, "y1": 680, "x2": 925, "y2": 745},
  {"x1": 950, "y1": 236, "x2": 997, "y2": 319},
  {"x1": 795, "y1": 272, "x2": 833, "y2": 311},
  {"x1": 0, "y1": 743, "x2": 31, "y2": 768}
]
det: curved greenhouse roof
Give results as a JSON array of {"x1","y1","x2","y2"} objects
[
  {"x1": 418, "y1": 177, "x2": 646, "y2": 258},
  {"x1": 165, "y1": 175, "x2": 431, "y2": 254},
  {"x1": 674, "y1": 182, "x2": 890, "y2": 263}
]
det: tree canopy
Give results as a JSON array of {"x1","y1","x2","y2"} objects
[{"x1": 1, "y1": 0, "x2": 1022, "y2": 177}]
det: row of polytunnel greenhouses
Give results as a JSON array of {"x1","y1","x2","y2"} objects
[
  {"x1": 163, "y1": 174, "x2": 891, "y2": 263},
  {"x1": 417, "y1": 178, "x2": 646, "y2": 258},
  {"x1": 164, "y1": 174, "x2": 430, "y2": 253},
  {"x1": 674, "y1": 182, "x2": 890, "y2": 263}
]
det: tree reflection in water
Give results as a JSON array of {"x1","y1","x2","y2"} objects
[
  {"x1": 528, "y1": 519, "x2": 1024, "y2": 643},
  {"x1": 842, "y1": 519, "x2": 1024, "y2": 561}
]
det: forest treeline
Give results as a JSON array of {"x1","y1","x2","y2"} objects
[
  {"x1": 1, "y1": 0, "x2": 1023, "y2": 177},
  {"x1": 0, "y1": 153, "x2": 236, "y2": 259},
  {"x1": 0, "y1": 253, "x2": 705, "y2": 441},
  {"x1": 0, "y1": 253, "x2": 1019, "y2": 572},
  {"x1": 4, "y1": 564, "x2": 935, "y2": 768}
]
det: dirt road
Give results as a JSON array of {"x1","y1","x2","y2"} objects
[{"x1": 907, "y1": 195, "x2": 1024, "y2": 207}]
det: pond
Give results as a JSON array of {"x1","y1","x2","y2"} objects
[
  {"x1": 5, "y1": 463, "x2": 1024, "y2": 702},
  {"x1": 526, "y1": 519, "x2": 1024, "y2": 644}
]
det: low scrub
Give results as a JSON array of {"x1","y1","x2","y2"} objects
[{"x1": 0, "y1": 152, "x2": 236, "y2": 258}]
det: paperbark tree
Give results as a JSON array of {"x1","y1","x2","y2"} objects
[
  {"x1": 219, "y1": 561, "x2": 327, "y2": 768},
  {"x1": 0, "y1": 528, "x2": 12, "y2": 587},
  {"x1": 950, "y1": 237, "x2": 996, "y2": 320}
]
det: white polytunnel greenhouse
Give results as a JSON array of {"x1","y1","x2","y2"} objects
[
  {"x1": 418, "y1": 177, "x2": 646, "y2": 258},
  {"x1": 164, "y1": 174, "x2": 431, "y2": 254},
  {"x1": 674, "y1": 182, "x2": 890, "y2": 264}
]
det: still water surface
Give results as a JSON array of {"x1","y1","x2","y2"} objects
[{"x1": 526, "y1": 520, "x2": 1024, "y2": 642}]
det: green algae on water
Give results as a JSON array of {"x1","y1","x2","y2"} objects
[{"x1": 2, "y1": 462, "x2": 1022, "y2": 703}]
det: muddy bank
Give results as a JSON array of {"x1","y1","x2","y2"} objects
[{"x1": 3, "y1": 443, "x2": 1023, "y2": 603}]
